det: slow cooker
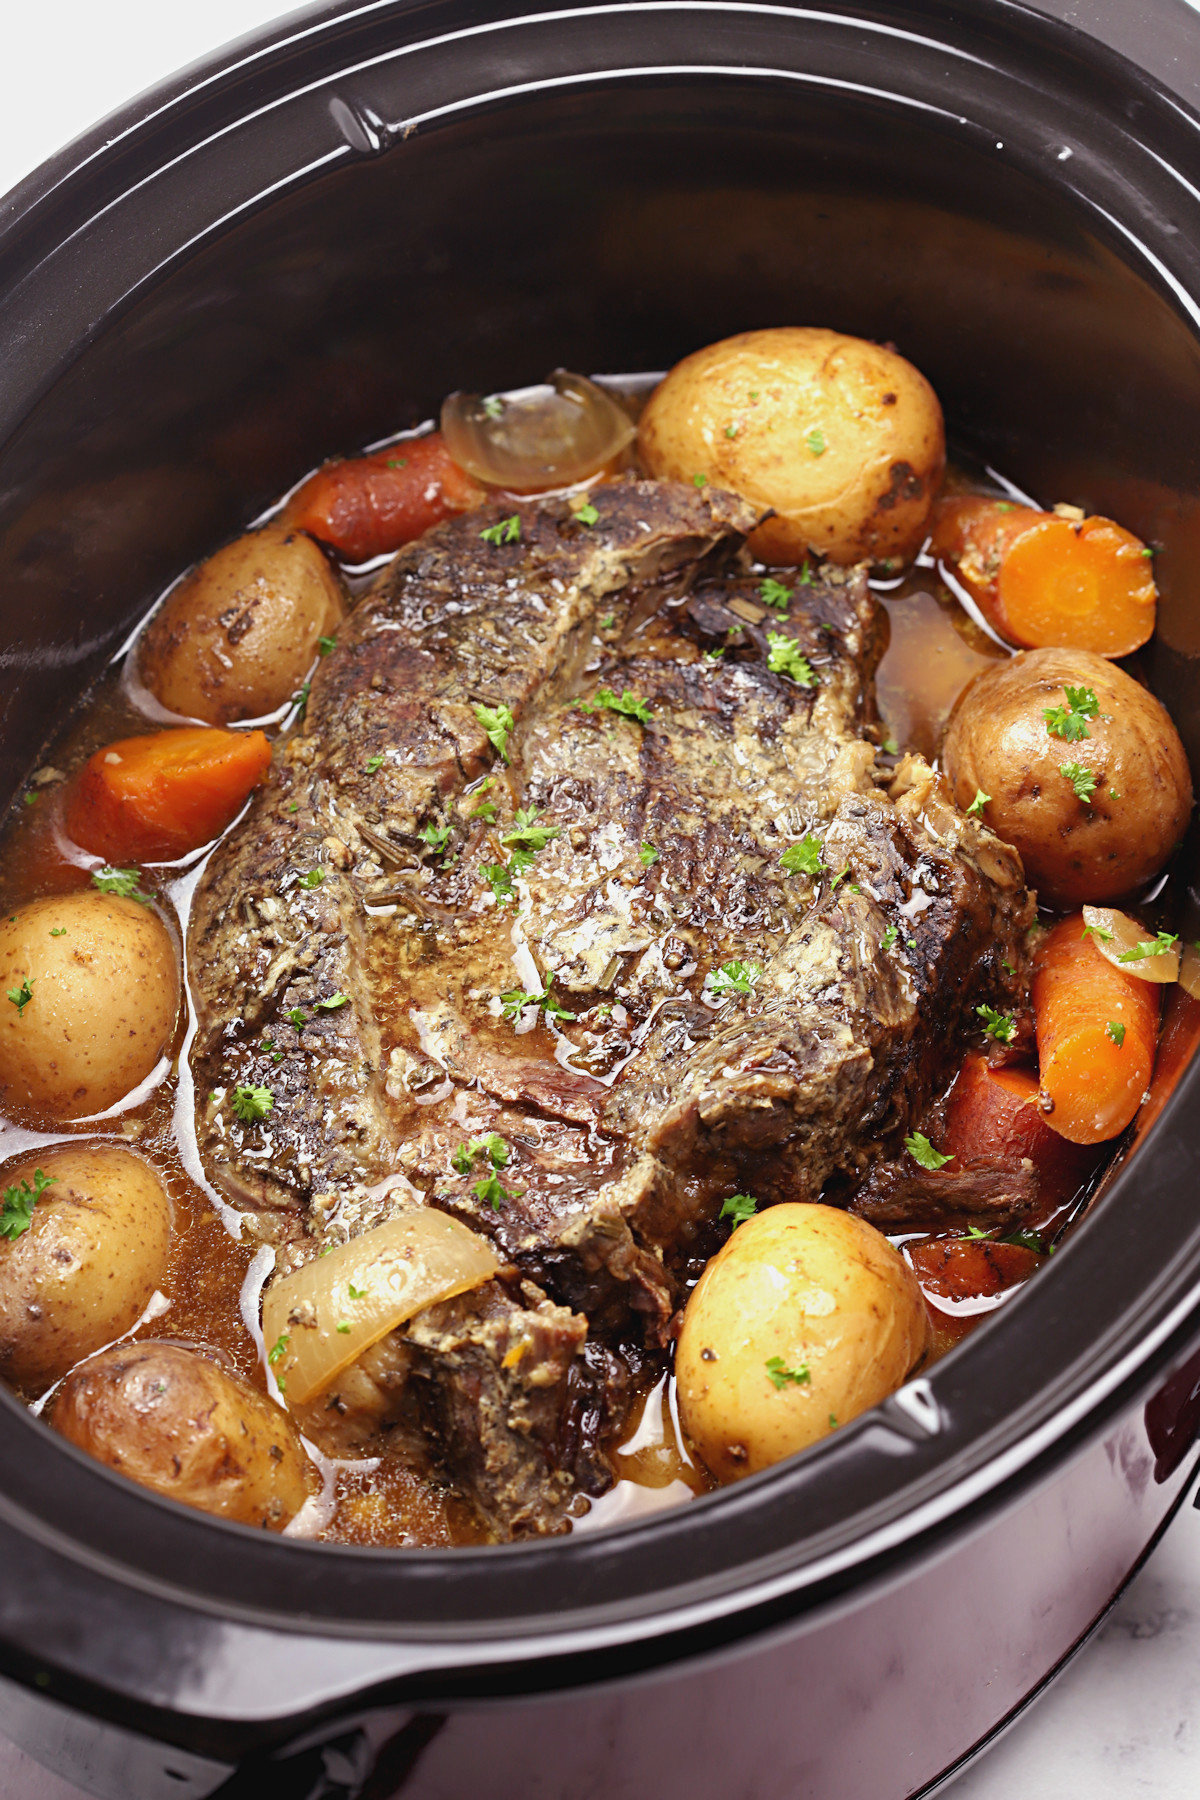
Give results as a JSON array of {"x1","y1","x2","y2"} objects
[{"x1": 3, "y1": 1, "x2": 1200, "y2": 1795}]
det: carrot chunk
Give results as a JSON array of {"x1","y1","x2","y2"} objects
[
  {"x1": 65, "y1": 728, "x2": 272, "y2": 863},
  {"x1": 942, "y1": 1052, "x2": 1097, "y2": 1208},
  {"x1": 907, "y1": 1237, "x2": 1039, "y2": 1302},
  {"x1": 282, "y1": 432, "x2": 484, "y2": 563},
  {"x1": 1032, "y1": 916, "x2": 1160, "y2": 1144},
  {"x1": 929, "y1": 496, "x2": 1156, "y2": 657}
]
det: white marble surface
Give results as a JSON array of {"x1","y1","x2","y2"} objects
[{"x1": 4, "y1": 2, "x2": 1200, "y2": 1796}]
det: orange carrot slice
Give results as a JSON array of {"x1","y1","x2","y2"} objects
[
  {"x1": 283, "y1": 432, "x2": 484, "y2": 563},
  {"x1": 942, "y1": 1052, "x2": 1097, "y2": 1207},
  {"x1": 1032, "y1": 916, "x2": 1160, "y2": 1144},
  {"x1": 65, "y1": 728, "x2": 272, "y2": 863}
]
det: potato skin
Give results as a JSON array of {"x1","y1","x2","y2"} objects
[
  {"x1": 0, "y1": 895, "x2": 179, "y2": 1120},
  {"x1": 0, "y1": 1145, "x2": 171, "y2": 1394},
  {"x1": 638, "y1": 327, "x2": 945, "y2": 566},
  {"x1": 942, "y1": 648, "x2": 1193, "y2": 907},
  {"x1": 51, "y1": 1341, "x2": 315, "y2": 1529},
  {"x1": 137, "y1": 523, "x2": 344, "y2": 724},
  {"x1": 677, "y1": 1204, "x2": 928, "y2": 1482}
]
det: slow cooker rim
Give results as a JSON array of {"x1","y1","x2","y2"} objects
[{"x1": 0, "y1": 0, "x2": 1198, "y2": 1690}]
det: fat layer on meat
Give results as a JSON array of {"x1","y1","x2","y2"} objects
[{"x1": 188, "y1": 477, "x2": 1034, "y2": 1536}]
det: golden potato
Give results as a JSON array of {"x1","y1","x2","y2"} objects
[
  {"x1": 677, "y1": 1203, "x2": 928, "y2": 1482},
  {"x1": 638, "y1": 327, "x2": 945, "y2": 566},
  {"x1": 51, "y1": 1341, "x2": 315, "y2": 1529},
  {"x1": 942, "y1": 648, "x2": 1193, "y2": 907},
  {"x1": 0, "y1": 1145, "x2": 171, "y2": 1393},
  {"x1": 137, "y1": 522, "x2": 344, "y2": 723},
  {"x1": 0, "y1": 894, "x2": 179, "y2": 1120}
]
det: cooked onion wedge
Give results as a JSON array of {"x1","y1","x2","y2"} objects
[
  {"x1": 441, "y1": 371, "x2": 635, "y2": 492},
  {"x1": 262, "y1": 1210, "x2": 501, "y2": 1405},
  {"x1": 1081, "y1": 905, "x2": 1180, "y2": 983}
]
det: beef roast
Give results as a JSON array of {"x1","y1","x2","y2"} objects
[{"x1": 188, "y1": 477, "x2": 1035, "y2": 1538}]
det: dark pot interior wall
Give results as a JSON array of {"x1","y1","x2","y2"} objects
[{"x1": 4, "y1": 70, "x2": 1200, "y2": 793}]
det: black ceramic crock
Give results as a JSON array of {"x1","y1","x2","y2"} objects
[{"x1": 3, "y1": 2, "x2": 1200, "y2": 1795}]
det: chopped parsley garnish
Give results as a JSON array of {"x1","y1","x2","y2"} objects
[
  {"x1": 977, "y1": 1004, "x2": 1017, "y2": 1044},
  {"x1": 22, "y1": 792, "x2": 36, "y2": 807},
  {"x1": 49, "y1": 928, "x2": 66, "y2": 937},
  {"x1": 0, "y1": 1169, "x2": 54, "y2": 1241},
  {"x1": 6, "y1": 979, "x2": 33, "y2": 1017},
  {"x1": 725, "y1": 423, "x2": 739, "y2": 439},
  {"x1": 760, "y1": 577, "x2": 792, "y2": 612},
  {"x1": 91, "y1": 866, "x2": 151, "y2": 904},
  {"x1": 286, "y1": 1007, "x2": 308, "y2": 1027},
  {"x1": 298, "y1": 868, "x2": 325, "y2": 890},
  {"x1": 1043, "y1": 685, "x2": 1099, "y2": 742},
  {"x1": 1107, "y1": 1020, "x2": 1126, "y2": 1046},
  {"x1": 501, "y1": 807, "x2": 560, "y2": 854},
  {"x1": 1081, "y1": 921, "x2": 1114, "y2": 943},
  {"x1": 708, "y1": 960, "x2": 762, "y2": 999},
  {"x1": 904, "y1": 1131, "x2": 954, "y2": 1170},
  {"x1": 420, "y1": 822, "x2": 452, "y2": 854},
  {"x1": 1004, "y1": 1227, "x2": 1053, "y2": 1255},
  {"x1": 766, "y1": 1355, "x2": 811, "y2": 1390},
  {"x1": 453, "y1": 1132, "x2": 509, "y2": 1175},
  {"x1": 336, "y1": 1321, "x2": 351, "y2": 1334},
  {"x1": 473, "y1": 701, "x2": 515, "y2": 762},
  {"x1": 500, "y1": 975, "x2": 575, "y2": 1022},
  {"x1": 231, "y1": 1084, "x2": 274, "y2": 1123},
  {"x1": 474, "y1": 1171, "x2": 520, "y2": 1211},
  {"x1": 317, "y1": 635, "x2": 337, "y2": 656},
  {"x1": 386, "y1": 456, "x2": 408, "y2": 469},
  {"x1": 469, "y1": 780, "x2": 498, "y2": 823},
  {"x1": 365, "y1": 754, "x2": 385, "y2": 774},
  {"x1": 805, "y1": 429, "x2": 826, "y2": 457},
  {"x1": 347, "y1": 1282, "x2": 367, "y2": 1300},
  {"x1": 881, "y1": 734, "x2": 899, "y2": 755},
  {"x1": 1117, "y1": 931, "x2": 1179, "y2": 963},
  {"x1": 882, "y1": 924, "x2": 898, "y2": 951},
  {"x1": 573, "y1": 501, "x2": 599, "y2": 527},
  {"x1": 1060, "y1": 762, "x2": 1097, "y2": 804},
  {"x1": 313, "y1": 993, "x2": 349, "y2": 1011},
  {"x1": 720, "y1": 1193, "x2": 758, "y2": 1229},
  {"x1": 482, "y1": 395, "x2": 505, "y2": 419},
  {"x1": 481, "y1": 862, "x2": 516, "y2": 906},
  {"x1": 599, "y1": 613, "x2": 616, "y2": 630},
  {"x1": 582, "y1": 687, "x2": 653, "y2": 725},
  {"x1": 480, "y1": 514, "x2": 521, "y2": 545},
  {"x1": 639, "y1": 843, "x2": 660, "y2": 867},
  {"x1": 766, "y1": 633, "x2": 817, "y2": 686},
  {"x1": 780, "y1": 835, "x2": 825, "y2": 876},
  {"x1": 292, "y1": 681, "x2": 311, "y2": 715},
  {"x1": 966, "y1": 789, "x2": 990, "y2": 817},
  {"x1": 692, "y1": 473, "x2": 708, "y2": 488},
  {"x1": 267, "y1": 1332, "x2": 289, "y2": 1367}
]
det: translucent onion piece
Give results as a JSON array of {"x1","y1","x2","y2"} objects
[
  {"x1": 1177, "y1": 941, "x2": 1200, "y2": 1002},
  {"x1": 262, "y1": 1211, "x2": 501, "y2": 1405},
  {"x1": 1081, "y1": 905, "x2": 1180, "y2": 984},
  {"x1": 440, "y1": 371, "x2": 636, "y2": 492}
]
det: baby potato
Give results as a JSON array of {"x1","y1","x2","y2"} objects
[
  {"x1": 942, "y1": 648, "x2": 1193, "y2": 907},
  {"x1": 677, "y1": 1203, "x2": 928, "y2": 1482},
  {"x1": 0, "y1": 1145, "x2": 171, "y2": 1394},
  {"x1": 137, "y1": 522, "x2": 345, "y2": 723},
  {"x1": 0, "y1": 894, "x2": 179, "y2": 1120},
  {"x1": 50, "y1": 1341, "x2": 315, "y2": 1530},
  {"x1": 638, "y1": 327, "x2": 945, "y2": 566}
]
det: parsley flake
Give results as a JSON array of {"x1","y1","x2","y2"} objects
[
  {"x1": 365, "y1": 754, "x2": 385, "y2": 774},
  {"x1": 481, "y1": 862, "x2": 516, "y2": 906},
  {"x1": 480, "y1": 514, "x2": 521, "y2": 546},
  {"x1": 0, "y1": 1169, "x2": 54, "y2": 1241},
  {"x1": 267, "y1": 1332, "x2": 289, "y2": 1367},
  {"x1": 766, "y1": 1355, "x2": 811, "y2": 1390},
  {"x1": 977, "y1": 1004, "x2": 1017, "y2": 1043},
  {"x1": 502, "y1": 807, "x2": 560, "y2": 854},
  {"x1": 905, "y1": 1131, "x2": 954, "y2": 1170},
  {"x1": 1043, "y1": 685, "x2": 1099, "y2": 742},
  {"x1": 474, "y1": 1171, "x2": 520, "y2": 1211},
  {"x1": 720, "y1": 1193, "x2": 758, "y2": 1229},
  {"x1": 780, "y1": 836, "x2": 825, "y2": 876},
  {"x1": 692, "y1": 473, "x2": 707, "y2": 488},
  {"x1": 91, "y1": 866, "x2": 151, "y2": 904},
  {"x1": 1081, "y1": 921, "x2": 1114, "y2": 944},
  {"x1": 639, "y1": 843, "x2": 660, "y2": 868},
  {"x1": 420, "y1": 822, "x2": 452, "y2": 855},
  {"x1": 582, "y1": 687, "x2": 653, "y2": 725},
  {"x1": 882, "y1": 734, "x2": 899, "y2": 755},
  {"x1": 453, "y1": 1132, "x2": 509, "y2": 1175},
  {"x1": 6, "y1": 979, "x2": 33, "y2": 1017},
  {"x1": 1060, "y1": 762, "x2": 1097, "y2": 804},
  {"x1": 49, "y1": 928, "x2": 66, "y2": 937},
  {"x1": 708, "y1": 960, "x2": 762, "y2": 999},
  {"x1": 573, "y1": 501, "x2": 599, "y2": 527},
  {"x1": 1117, "y1": 931, "x2": 1179, "y2": 962},
  {"x1": 966, "y1": 789, "x2": 990, "y2": 817},
  {"x1": 482, "y1": 395, "x2": 505, "y2": 419},
  {"x1": 317, "y1": 635, "x2": 337, "y2": 656},
  {"x1": 473, "y1": 702, "x2": 515, "y2": 762},
  {"x1": 500, "y1": 975, "x2": 575, "y2": 1023},
  {"x1": 882, "y1": 924, "x2": 898, "y2": 951},
  {"x1": 805, "y1": 429, "x2": 827, "y2": 457},
  {"x1": 1107, "y1": 1020, "x2": 1127, "y2": 1046},
  {"x1": 232, "y1": 1085, "x2": 273, "y2": 1123},
  {"x1": 766, "y1": 633, "x2": 817, "y2": 686},
  {"x1": 347, "y1": 1282, "x2": 367, "y2": 1300},
  {"x1": 313, "y1": 993, "x2": 349, "y2": 1012},
  {"x1": 760, "y1": 578, "x2": 792, "y2": 612},
  {"x1": 286, "y1": 1007, "x2": 308, "y2": 1027}
]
